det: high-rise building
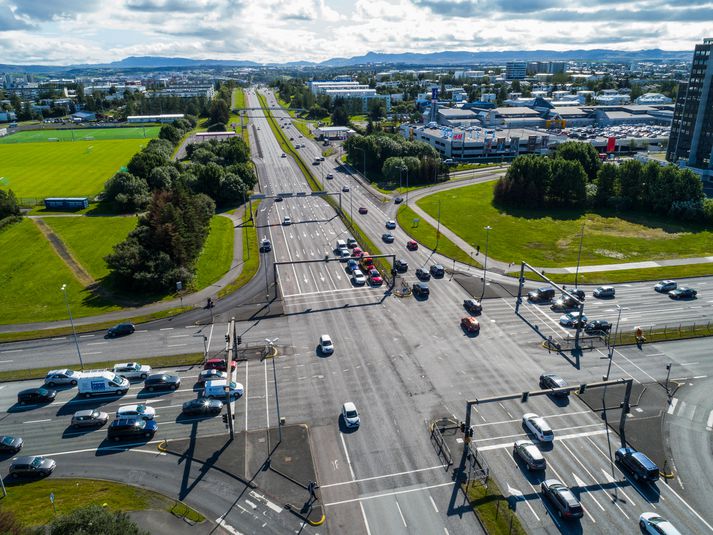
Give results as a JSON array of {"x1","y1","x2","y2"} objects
[
  {"x1": 505, "y1": 62, "x2": 527, "y2": 80},
  {"x1": 667, "y1": 38, "x2": 713, "y2": 176}
]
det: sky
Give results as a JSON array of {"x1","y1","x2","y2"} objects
[{"x1": 0, "y1": 0, "x2": 710, "y2": 65}]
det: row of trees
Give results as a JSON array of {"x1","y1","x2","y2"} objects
[
  {"x1": 344, "y1": 133, "x2": 447, "y2": 185},
  {"x1": 0, "y1": 189, "x2": 21, "y2": 220}
]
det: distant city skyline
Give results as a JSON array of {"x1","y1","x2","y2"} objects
[{"x1": 0, "y1": 0, "x2": 710, "y2": 65}]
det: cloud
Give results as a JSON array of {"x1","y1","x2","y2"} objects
[
  {"x1": 10, "y1": 0, "x2": 98, "y2": 21},
  {"x1": 125, "y1": 0, "x2": 223, "y2": 13},
  {"x1": 0, "y1": 4, "x2": 31, "y2": 30}
]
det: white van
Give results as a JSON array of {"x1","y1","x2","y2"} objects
[
  {"x1": 77, "y1": 371, "x2": 130, "y2": 398},
  {"x1": 335, "y1": 239, "x2": 347, "y2": 252},
  {"x1": 203, "y1": 380, "x2": 244, "y2": 400}
]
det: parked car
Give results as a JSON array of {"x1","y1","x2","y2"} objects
[
  {"x1": 113, "y1": 362, "x2": 151, "y2": 380},
  {"x1": 0, "y1": 435, "x2": 23, "y2": 453},
  {"x1": 412, "y1": 282, "x2": 430, "y2": 298},
  {"x1": 513, "y1": 440, "x2": 546, "y2": 471},
  {"x1": 654, "y1": 280, "x2": 677, "y2": 293},
  {"x1": 540, "y1": 479, "x2": 583, "y2": 519},
  {"x1": 415, "y1": 268, "x2": 431, "y2": 281},
  {"x1": 639, "y1": 513, "x2": 683, "y2": 535},
  {"x1": 117, "y1": 404, "x2": 156, "y2": 420},
  {"x1": 144, "y1": 374, "x2": 181, "y2": 392},
  {"x1": 669, "y1": 287, "x2": 697, "y2": 300},
  {"x1": 615, "y1": 447, "x2": 660, "y2": 482},
  {"x1": 204, "y1": 358, "x2": 237, "y2": 372},
  {"x1": 107, "y1": 417, "x2": 158, "y2": 442},
  {"x1": 358, "y1": 207, "x2": 368, "y2": 214},
  {"x1": 17, "y1": 387, "x2": 56, "y2": 405},
  {"x1": 319, "y1": 334, "x2": 334, "y2": 355},
  {"x1": 523, "y1": 413, "x2": 554, "y2": 442},
  {"x1": 406, "y1": 240, "x2": 418, "y2": 251},
  {"x1": 463, "y1": 299, "x2": 482, "y2": 315},
  {"x1": 584, "y1": 320, "x2": 612, "y2": 334},
  {"x1": 341, "y1": 402, "x2": 360, "y2": 428},
  {"x1": 385, "y1": 220, "x2": 396, "y2": 229},
  {"x1": 44, "y1": 369, "x2": 80, "y2": 387},
  {"x1": 197, "y1": 369, "x2": 228, "y2": 384},
  {"x1": 527, "y1": 287, "x2": 555, "y2": 303},
  {"x1": 539, "y1": 373, "x2": 569, "y2": 397},
  {"x1": 559, "y1": 312, "x2": 587, "y2": 327},
  {"x1": 430, "y1": 264, "x2": 445, "y2": 277},
  {"x1": 593, "y1": 286, "x2": 616, "y2": 298},
  {"x1": 9, "y1": 456, "x2": 56, "y2": 478},
  {"x1": 182, "y1": 398, "x2": 223, "y2": 416},
  {"x1": 460, "y1": 317, "x2": 480, "y2": 333},
  {"x1": 71, "y1": 409, "x2": 109, "y2": 428},
  {"x1": 394, "y1": 259, "x2": 408, "y2": 273},
  {"x1": 368, "y1": 269, "x2": 383, "y2": 286},
  {"x1": 382, "y1": 233, "x2": 395, "y2": 243},
  {"x1": 106, "y1": 323, "x2": 135, "y2": 338}
]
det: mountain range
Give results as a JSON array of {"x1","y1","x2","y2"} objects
[{"x1": 0, "y1": 49, "x2": 693, "y2": 71}]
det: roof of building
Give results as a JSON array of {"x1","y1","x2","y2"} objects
[
  {"x1": 438, "y1": 108, "x2": 478, "y2": 118},
  {"x1": 550, "y1": 107, "x2": 589, "y2": 117},
  {"x1": 495, "y1": 107, "x2": 540, "y2": 116},
  {"x1": 317, "y1": 126, "x2": 356, "y2": 132}
]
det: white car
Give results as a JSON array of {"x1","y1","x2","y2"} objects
[
  {"x1": 351, "y1": 269, "x2": 366, "y2": 286},
  {"x1": 342, "y1": 402, "x2": 360, "y2": 428},
  {"x1": 45, "y1": 369, "x2": 81, "y2": 387},
  {"x1": 385, "y1": 220, "x2": 396, "y2": 229},
  {"x1": 112, "y1": 362, "x2": 151, "y2": 380},
  {"x1": 319, "y1": 335, "x2": 334, "y2": 354},
  {"x1": 523, "y1": 413, "x2": 554, "y2": 442},
  {"x1": 342, "y1": 185, "x2": 350, "y2": 192},
  {"x1": 117, "y1": 404, "x2": 156, "y2": 420},
  {"x1": 639, "y1": 513, "x2": 682, "y2": 535},
  {"x1": 593, "y1": 286, "x2": 615, "y2": 298},
  {"x1": 654, "y1": 280, "x2": 677, "y2": 293},
  {"x1": 283, "y1": 216, "x2": 291, "y2": 225}
]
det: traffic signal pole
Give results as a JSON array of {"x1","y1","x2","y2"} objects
[{"x1": 225, "y1": 318, "x2": 236, "y2": 439}]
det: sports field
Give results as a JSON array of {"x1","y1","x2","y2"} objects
[
  {"x1": 0, "y1": 138, "x2": 149, "y2": 198},
  {"x1": 0, "y1": 127, "x2": 160, "y2": 144}
]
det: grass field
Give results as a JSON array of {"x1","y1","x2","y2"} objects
[
  {"x1": 0, "y1": 138, "x2": 148, "y2": 198},
  {"x1": 0, "y1": 126, "x2": 160, "y2": 143},
  {"x1": 0, "y1": 219, "x2": 119, "y2": 324},
  {"x1": 232, "y1": 88, "x2": 246, "y2": 109},
  {"x1": 43, "y1": 216, "x2": 138, "y2": 280},
  {"x1": 417, "y1": 181, "x2": 713, "y2": 268},
  {"x1": 193, "y1": 215, "x2": 234, "y2": 290}
]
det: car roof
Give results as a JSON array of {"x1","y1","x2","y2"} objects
[
  {"x1": 631, "y1": 451, "x2": 657, "y2": 469},
  {"x1": 343, "y1": 401, "x2": 357, "y2": 411},
  {"x1": 73, "y1": 409, "x2": 97, "y2": 417},
  {"x1": 12, "y1": 455, "x2": 40, "y2": 463},
  {"x1": 47, "y1": 368, "x2": 72, "y2": 375}
]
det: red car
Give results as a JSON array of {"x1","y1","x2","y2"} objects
[
  {"x1": 461, "y1": 317, "x2": 480, "y2": 333},
  {"x1": 204, "y1": 358, "x2": 237, "y2": 372},
  {"x1": 358, "y1": 207, "x2": 368, "y2": 214},
  {"x1": 406, "y1": 240, "x2": 418, "y2": 251},
  {"x1": 352, "y1": 247, "x2": 364, "y2": 258},
  {"x1": 361, "y1": 256, "x2": 374, "y2": 269},
  {"x1": 368, "y1": 269, "x2": 383, "y2": 286}
]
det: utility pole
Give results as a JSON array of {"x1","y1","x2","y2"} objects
[
  {"x1": 436, "y1": 200, "x2": 441, "y2": 249},
  {"x1": 224, "y1": 318, "x2": 236, "y2": 439},
  {"x1": 575, "y1": 223, "x2": 585, "y2": 288},
  {"x1": 60, "y1": 284, "x2": 84, "y2": 371},
  {"x1": 479, "y1": 226, "x2": 492, "y2": 301}
]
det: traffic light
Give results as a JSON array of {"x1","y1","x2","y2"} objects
[
  {"x1": 578, "y1": 384, "x2": 587, "y2": 394},
  {"x1": 467, "y1": 426, "x2": 474, "y2": 438},
  {"x1": 521, "y1": 391, "x2": 529, "y2": 403},
  {"x1": 237, "y1": 335, "x2": 242, "y2": 345},
  {"x1": 222, "y1": 414, "x2": 229, "y2": 426},
  {"x1": 460, "y1": 422, "x2": 466, "y2": 433}
]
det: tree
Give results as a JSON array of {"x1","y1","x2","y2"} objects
[
  {"x1": 48, "y1": 505, "x2": 149, "y2": 535},
  {"x1": 209, "y1": 99, "x2": 229, "y2": 126},
  {"x1": 103, "y1": 172, "x2": 150, "y2": 212},
  {"x1": 548, "y1": 159, "x2": 587, "y2": 207},
  {"x1": 368, "y1": 99, "x2": 386, "y2": 121},
  {"x1": 331, "y1": 106, "x2": 348, "y2": 126},
  {"x1": 0, "y1": 189, "x2": 21, "y2": 218},
  {"x1": 495, "y1": 155, "x2": 552, "y2": 208},
  {"x1": 555, "y1": 141, "x2": 601, "y2": 181},
  {"x1": 159, "y1": 124, "x2": 181, "y2": 145},
  {"x1": 617, "y1": 159, "x2": 644, "y2": 208},
  {"x1": 595, "y1": 163, "x2": 618, "y2": 206},
  {"x1": 128, "y1": 151, "x2": 169, "y2": 180}
]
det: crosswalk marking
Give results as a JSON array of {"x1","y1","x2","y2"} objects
[
  {"x1": 706, "y1": 410, "x2": 713, "y2": 432},
  {"x1": 667, "y1": 398, "x2": 678, "y2": 415}
]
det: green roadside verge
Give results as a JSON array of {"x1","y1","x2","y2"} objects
[
  {"x1": 463, "y1": 478, "x2": 527, "y2": 535},
  {"x1": 397, "y1": 205, "x2": 481, "y2": 268},
  {"x1": 257, "y1": 93, "x2": 392, "y2": 279},
  {"x1": 0, "y1": 352, "x2": 203, "y2": 383},
  {"x1": 218, "y1": 201, "x2": 261, "y2": 298},
  {"x1": 612, "y1": 322, "x2": 713, "y2": 346},
  {"x1": 0, "y1": 306, "x2": 191, "y2": 344},
  {"x1": 1, "y1": 478, "x2": 204, "y2": 527}
]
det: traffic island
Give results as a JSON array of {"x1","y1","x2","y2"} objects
[{"x1": 163, "y1": 423, "x2": 324, "y2": 526}]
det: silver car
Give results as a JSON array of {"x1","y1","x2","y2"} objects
[
  {"x1": 45, "y1": 369, "x2": 81, "y2": 387},
  {"x1": 9, "y1": 456, "x2": 56, "y2": 477},
  {"x1": 71, "y1": 409, "x2": 109, "y2": 428}
]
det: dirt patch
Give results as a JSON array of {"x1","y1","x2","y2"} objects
[
  {"x1": 588, "y1": 221, "x2": 682, "y2": 240},
  {"x1": 32, "y1": 218, "x2": 95, "y2": 286}
]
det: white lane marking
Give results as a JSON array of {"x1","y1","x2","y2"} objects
[
  {"x1": 160, "y1": 327, "x2": 174, "y2": 331},
  {"x1": 79, "y1": 334, "x2": 95, "y2": 338},
  {"x1": 169, "y1": 334, "x2": 190, "y2": 339},
  {"x1": 694, "y1": 375, "x2": 708, "y2": 379},
  {"x1": 215, "y1": 516, "x2": 244, "y2": 535},
  {"x1": 339, "y1": 432, "x2": 356, "y2": 480},
  {"x1": 667, "y1": 398, "x2": 678, "y2": 415},
  {"x1": 321, "y1": 465, "x2": 446, "y2": 488},
  {"x1": 264, "y1": 358, "x2": 269, "y2": 428},
  {"x1": 359, "y1": 502, "x2": 373, "y2": 535},
  {"x1": 83, "y1": 351, "x2": 102, "y2": 355},
  {"x1": 429, "y1": 495, "x2": 439, "y2": 513},
  {"x1": 167, "y1": 344, "x2": 187, "y2": 348},
  {"x1": 571, "y1": 471, "x2": 605, "y2": 511},
  {"x1": 474, "y1": 409, "x2": 591, "y2": 428},
  {"x1": 680, "y1": 362, "x2": 699, "y2": 366},
  {"x1": 51, "y1": 337, "x2": 66, "y2": 340},
  {"x1": 87, "y1": 342, "x2": 107, "y2": 346},
  {"x1": 706, "y1": 410, "x2": 713, "y2": 431},
  {"x1": 0, "y1": 360, "x2": 14, "y2": 363},
  {"x1": 324, "y1": 482, "x2": 452, "y2": 507},
  {"x1": 23, "y1": 418, "x2": 51, "y2": 424},
  {"x1": 395, "y1": 500, "x2": 407, "y2": 527},
  {"x1": 478, "y1": 429, "x2": 607, "y2": 451},
  {"x1": 600, "y1": 469, "x2": 637, "y2": 508},
  {"x1": 661, "y1": 475, "x2": 713, "y2": 532},
  {"x1": 0, "y1": 349, "x2": 22, "y2": 353},
  {"x1": 475, "y1": 422, "x2": 602, "y2": 443}
]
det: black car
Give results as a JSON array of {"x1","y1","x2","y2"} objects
[
  {"x1": 430, "y1": 264, "x2": 445, "y2": 278},
  {"x1": 615, "y1": 447, "x2": 659, "y2": 482},
  {"x1": 669, "y1": 287, "x2": 697, "y2": 300},
  {"x1": 463, "y1": 299, "x2": 482, "y2": 314},
  {"x1": 415, "y1": 268, "x2": 431, "y2": 281},
  {"x1": 394, "y1": 259, "x2": 408, "y2": 273},
  {"x1": 541, "y1": 479, "x2": 583, "y2": 519},
  {"x1": 550, "y1": 295, "x2": 579, "y2": 312},
  {"x1": 568, "y1": 288, "x2": 585, "y2": 301},
  {"x1": 17, "y1": 387, "x2": 56, "y2": 405},
  {"x1": 0, "y1": 435, "x2": 23, "y2": 453},
  {"x1": 106, "y1": 323, "x2": 135, "y2": 338},
  {"x1": 382, "y1": 233, "x2": 395, "y2": 243},
  {"x1": 539, "y1": 373, "x2": 569, "y2": 397},
  {"x1": 144, "y1": 374, "x2": 181, "y2": 392},
  {"x1": 527, "y1": 287, "x2": 555, "y2": 303},
  {"x1": 182, "y1": 398, "x2": 223, "y2": 416},
  {"x1": 394, "y1": 197, "x2": 404, "y2": 204},
  {"x1": 584, "y1": 320, "x2": 612, "y2": 334},
  {"x1": 107, "y1": 417, "x2": 158, "y2": 441},
  {"x1": 412, "y1": 282, "x2": 430, "y2": 297}
]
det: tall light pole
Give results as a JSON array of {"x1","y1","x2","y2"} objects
[
  {"x1": 602, "y1": 304, "x2": 622, "y2": 501},
  {"x1": 574, "y1": 223, "x2": 585, "y2": 288},
  {"x1": 354, "y1": 146, "x2": 367, "y2": 181},
  {"x1": 479, "y1": 226, "x2": 492, "y2": 301},
  {"x1": 60, "y1": 284, "x2": 84, "y2": 371},
  {"x1": 436, "y1": 200, "x2": 442, "y2": 249}
]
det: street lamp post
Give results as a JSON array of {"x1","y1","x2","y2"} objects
[
  {"x1": 575, "y1": 223, "x2": 585, "y2": 288},
  {"x1": 354, "y1": 146, "x2": 367, "y2": 181},
  {"x1": 60, "y1": 284, "x2": 84, "y2": 371},
  {"x1": 479, "y1": 226, "x2": 492, "y2": 301},
  {"x1": 602, "y1": 304, "x2": 623, "y2": 501}
]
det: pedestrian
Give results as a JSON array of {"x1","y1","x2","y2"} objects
[
  {"x1": 547, "y1": 336, "x2": 552, "y2": 354},
  {"x1": 476, "y1": 244, "x2": 480, "y2": 256}
]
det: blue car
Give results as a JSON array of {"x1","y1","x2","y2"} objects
[{"x1": 346, "y1": 259, "x2": 358, "y2": 273}]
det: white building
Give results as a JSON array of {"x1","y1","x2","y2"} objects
[
  {"x1": 127, "y1": 114, "x2": 184, "y2": 123},
  {"x1": 634, "y1": 93, "x2": 673, "y2": 105},
  {"x1": 595, "y1": 94, "x2": 631, "y2": 105}
]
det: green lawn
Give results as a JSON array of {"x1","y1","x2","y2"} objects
[
  {"x1": 232, "y1": 88, "x2": 246, "y2": 109},
  {"x1": 0, "y1": 219, "x2": 120, "y2": 324},
  {"x1": 0, "y1": 138, "x2": 149, "y2": 199},
  {"x1": 417, "y1": 181, "x2": 713, "y2": 268},
  {"x1": 0, "y1": 127, "x2": 160, "y2": 143},
  {"x1": 43, "y1": 216, "x2": 138, "y2": 280},
  {"x1": 193, "y1": 215, "x2": 234, "y2": 290},
  {"x1": 218, "y1": 205, "x2": 259, "y2": 298}
]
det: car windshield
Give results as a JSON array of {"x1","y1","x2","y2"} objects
[
  {"x1": 1, "y1": 436, "x2": 12, "y2": 445},
  {"x1": 345, "y1": 410, "x2": 358, "y2": 418},
  {"x1": 543, "y1": 429, "x2": 554, "y2": 436},
  {"x1": 136, "y1": 405, "x2": 146, "y2": 412},
  {"x1": 31, "y1": 457, "x2": 43, "y2": 467},
  {"x1": 38, "y1": 388, "x2": 48, "y2": 396}
]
